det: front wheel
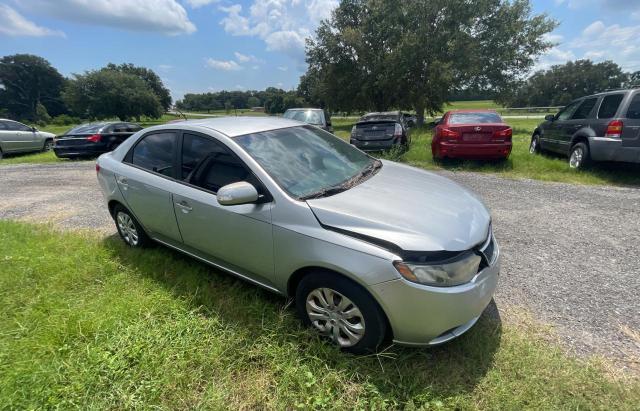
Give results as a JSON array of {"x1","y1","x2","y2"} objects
[
  {"x1": 42, "y1": 139, "x2": 54, "y2": 152},
  {"x1": 569, "y1": 142, "x2": 590, "y2": 169},
  {"x1": 296, "y1": 272, "x2": 388, "y2": 354}
]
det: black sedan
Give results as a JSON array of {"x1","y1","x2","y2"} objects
[
  {"x1": 53, "y1": 122, "x2": 142, "y2": 159},
  {"x1": 349, "y1": 111, "x2": 411, "y2": 151}
]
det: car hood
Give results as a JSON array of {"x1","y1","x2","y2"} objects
[
  {"x1": 306, "y1": 161, "x2": 491, "y2": 253},
  {"x1": 40, "y1": 131, "x2": 56, "y2": 138}
]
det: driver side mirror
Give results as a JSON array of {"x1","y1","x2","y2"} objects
[
  {"x1": 545, "y1": 114, "x2": 555, "y2": 121},
  {"x1": 433, "y1": 117, "x2": 442, "y2": 126},
  {"x1": 217, "y1": 181, "x2": 259, "y2": 206},
  {"x1": 31, "y1": 126, "x2": 38, "y2": 132}
]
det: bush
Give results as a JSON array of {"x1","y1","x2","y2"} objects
[
  {"x1": 35, "y1": 102, "x2": 51, "y2": 124},
  {"x1": 51, "y1": 114, "x2": 81, "y2": 126}
]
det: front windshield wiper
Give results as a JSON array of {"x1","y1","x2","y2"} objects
[{"x1": 300, "y1": 160, "x2": 382, "y2": 200}]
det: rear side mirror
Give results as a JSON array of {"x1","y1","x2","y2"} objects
[
  {"x1": 217, "y1": 181, "x2": 259, "y2": 206},
  {"x1": 545, "y1": 114, "x2": 555, "y2": 121}
]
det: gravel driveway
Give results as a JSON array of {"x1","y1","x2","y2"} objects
[{"x1": 1, "y1": 161, "x2": 639, "y2": 368}]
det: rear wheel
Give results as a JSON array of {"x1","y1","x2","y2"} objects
[
  {"x1": 529, "y1": 134, "x2": 541, "y2": 154},
  {"x1": 296, "y1": 272, "x2": 388, "y2": 354},
  {"x1": 569, "y1": 142, "x2": 590, "y2": 169},
  {"x1": 0, "y1": 148, "x2": 3, "y2": 160},
  {"x1": 113, "y1": 204, "x2": 149, "y2": 248}
]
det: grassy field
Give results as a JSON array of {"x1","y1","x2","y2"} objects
[{"x1": 0, "y1": 220, "x2": 638, "y2": 409}]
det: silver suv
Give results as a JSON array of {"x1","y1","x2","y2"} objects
[
  {"x1": 530, "y1": 87, "x2": 640, "y2": 168},
  {"x1": 97, "y1": 117, "x2": 499, "y2": 353}
]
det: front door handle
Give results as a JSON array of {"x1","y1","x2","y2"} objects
[{"x1": 175, "y1": 200, "x2": 193, "y2": 213}]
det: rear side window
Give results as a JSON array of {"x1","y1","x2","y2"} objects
[
  {"x1": 0, "y1": 121, "x2": 7, "y2": 130},
  {"x1": 67, "y1": 123, "x2": 106, "y2": 135},
  {"x1": 182, "y1": 133, "x2": 257, "y2": 193},
  {"x1": 449, "y1": 112, "x2": 502, "y2": 124},
  {"x1": 130, "y1": 132, "x2": 177, "y2": 177},
  {"x1": 625, "y1": 94, "x2": 640, "y2": 119},
  {"x1": 598, "y1": 94, "x2": 625, "y2": 119},
  {"x1": 571, "y1": 98, "x2": 598, "y2": 120}
]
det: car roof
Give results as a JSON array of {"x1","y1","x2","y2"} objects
[
  {"x1": 447, "y1": 109, "x2": 500, "y2": 113},
  {"x1": 286, "y1": 108, "x2": 323, "y2": 111},
  {"x1": 168, "y1": 116, "x2": 305, "y2": 137}
]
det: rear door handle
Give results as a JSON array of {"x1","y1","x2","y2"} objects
[
  {"x1": 116, "y1": 176, "x2": 129, "y2": 189},
  {"x1": 175, "y1": 200, "x2": 193, "y2": 213}
]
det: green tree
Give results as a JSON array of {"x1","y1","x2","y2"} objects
[
  {"x1": 247, "y1": 96, "x2": 261, "y2": 107},
  {"x1": 0, "y1": 54, "x2": 66, "y2": 120},
  {"x1": 305, "y1": 0, "x2": 556, "y2": 125},
  {"x1": 505, "y1": 60, "x2": 629, "y2": 107},
  {"x1": 105, "y1": 63, "x2": 172, "y2": 111},
  {"x1": 63, "y1": 69, "x2": 162, "y2": 121}
]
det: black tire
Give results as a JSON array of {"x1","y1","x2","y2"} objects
[
  {"x1": 42, "y1": 139, "x2": 54, "y2": 152},
  {"x1": 569, "y1": 142, "x2": 591, "y2": 170},
  {"x1": 112, "y1": 204, "x2": 150, "y2": 248},
  {"x1": 296, "y1": 271, "x2": 388, "y2": 354},
  {"x1": 529, "y1": 134, "x2": 541, "y2": 154},
  {"x1": 0, "y1": 148, "x2": 3, "y2": 160}
]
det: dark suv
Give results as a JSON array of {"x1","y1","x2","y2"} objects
[{"x1": 530, "y1": 87, "x2": 640, "y2": 169}]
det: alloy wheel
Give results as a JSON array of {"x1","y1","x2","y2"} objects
[
  {"x1": 529, "y1": 138, "x2": 537, "y2": 154},
  {"x1": 305, "y1": 287, "x2": 365, "y2": 347},
  {"x1": 116, "y1": 211, "x2": 139, "y2": 246},
  {"x1": 44, "y1": 141, "x2": 53, "y2": 151},
  {"x1": 569, "y1": 147, "x2": 584, "y2": 168}
]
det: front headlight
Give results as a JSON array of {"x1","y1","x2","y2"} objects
[{"x1": 393, "y1": 252, "x2": 482, "y2": 287}]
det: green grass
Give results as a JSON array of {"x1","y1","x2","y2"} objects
[
  {"x1": 333, "y1": 118, "x2": 640, "y2": 187},
  {"x1": 0, "y1": 220, "x2": 638, "y2": 409}
]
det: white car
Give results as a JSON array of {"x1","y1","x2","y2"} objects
[{"x1": 0, "y1": 119, "x2": 56, "y2": 160}]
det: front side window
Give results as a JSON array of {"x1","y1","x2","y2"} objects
[
  {"x1": 557, "y1": 101, "x2": 581, "y2": 121},
  {"x1": 626, "y1": 94, "x2": 640, "y2": 119},
  {"x1": 130, "y1": 132, "x2": 176, "y2": 177},
  {"x1": 448, "y1": 112, "x2": 502, "y2": 124},
  {"x1": 599, "y1": 94, "x2": 625, "y2": 119},
  {"x1": 234, "y1": 126, "x2": 376, "y2": 199},
  {"x1": 182, "y1": 133, "x2": 257, "y2": 193},
  {"x1": 6, "y1": 121, "x2": 32, "y2": 132},
  {"x1": 571, "y1": 98, "x2": 598, "y2": 120}
]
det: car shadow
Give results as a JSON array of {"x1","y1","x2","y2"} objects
[{"x1": 101, "y1": 234, "x2": 503, "y2": 398}]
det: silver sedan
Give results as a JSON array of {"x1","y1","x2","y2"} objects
[
  {"x1": 0, "y1": 119, "x2": 55, "y2": 159},
  {"x1": 96, "y1": 117, "x2": 499, "y2": 354}
]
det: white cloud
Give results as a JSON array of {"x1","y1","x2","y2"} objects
[
  {"x1": 219, "y1": 0, "x2": 339, "y2": 64},
  {"x1": 0, "y1": 4, "x2": 64, "y2": 37},
  {"x1": 186, "y1": 0, "x2": 219, "y2": 8},
  {"x1": 17, "y1": 0, "x2": 196, "y2": 35},
  {"x1": 233, "y1": 51, "x2": 263, "y2": 64},
  {"x1": 206, "y1": 58, "x2": 243, "y2": 71},
  {"x1": 158, "y1": 64, "x2": 173, "y2": 72},
  {"x1": 535, "y1": 20, "x2": 640, "y2": 73},
  {"x1": 277, "y1": 65, "x2": 288, "y2": 71}
]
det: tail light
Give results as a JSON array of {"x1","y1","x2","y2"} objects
[
  {"x1": 440, "y1": 128, "x2": 461, "y2": 139},
  {"x1": 605, "y1": 120, "x2": 623, "y2": 138},
  {"x1": 95, "y1": 163, "x2": 100, "y2": 174},
  {"x1": 86, "y1": 134, "x2": 102, "y2": 143},
  {"x1": 394, "y1": 123, "x2": 403, "y2": 137},
  {"x1": 494, "y1": 128, "x2": 512, "y2": 140}
]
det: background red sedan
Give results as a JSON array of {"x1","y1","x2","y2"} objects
[{"x1": 431, "y1": 110, "x2": 512, "y2": 160}]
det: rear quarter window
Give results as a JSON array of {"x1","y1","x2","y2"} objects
[
  {"x1": 598, "y1": 94, "x2": 625, "y2": 119},
  {"x1": 625, "y1": 93, "x2": 640, "y2": 119}
]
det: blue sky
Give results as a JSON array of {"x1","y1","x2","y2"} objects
[{"x1": 1, "y1": 0, "x2": 639, "y2": 102}]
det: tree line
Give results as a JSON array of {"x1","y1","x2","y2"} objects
[
  {"x1": 175, "y1": 88, "x2": 305, "y2": 115},
  {"x1": 0, "y1": 54, "x2": 172, "y2": 124}
]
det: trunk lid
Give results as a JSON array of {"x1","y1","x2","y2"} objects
[
  {"x1": 353, "y1": 121, "x2": 397, "y2": 141},
  {"x1": 447, "y1": 124, "x2": 510, "y2": 144}
]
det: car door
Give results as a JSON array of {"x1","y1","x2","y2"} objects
[
  {"x1": 4, "y1": 121, "x2": 36, "y2": 152},
  {"x1": 170, "y1": 131, "x2": 275, "y2": 286},
  {"x1": 559, "y1": 97, "x2": 599, "y2": 154},
  {"x1": 543, "y1": 100, "x2": 581, "y2": 153},
  {"x1": 622, "y1": 92, "x2": 640, "y2": 148},
  {"x1": 118, "y1": 131, "x2": 184, "y2": 244}
]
